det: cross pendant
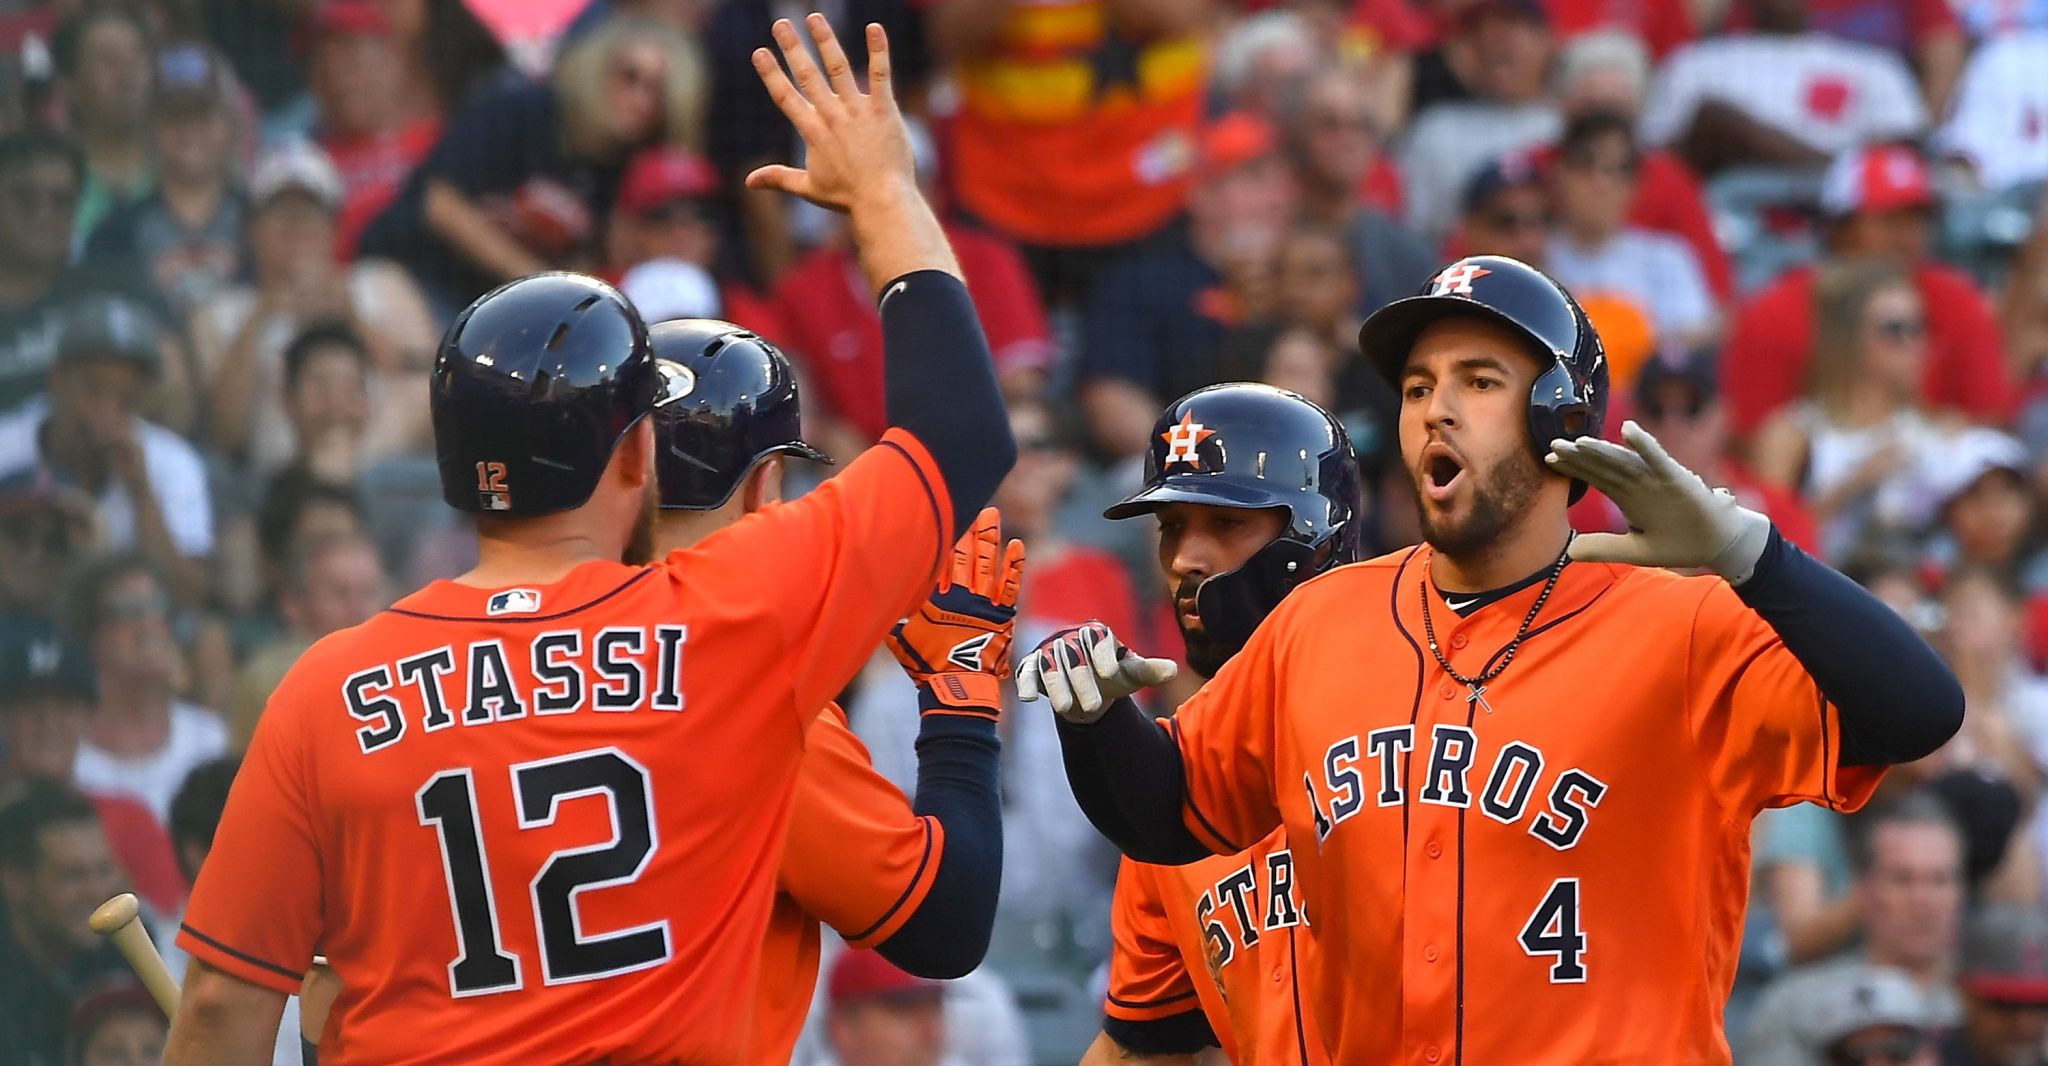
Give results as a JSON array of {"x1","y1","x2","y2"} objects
[{"x1": 1468, "y1": 684, "x2": 1495, "y2": 714}]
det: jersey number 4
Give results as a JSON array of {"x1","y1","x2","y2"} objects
[
  {"x1": 1519, "y1": 878, "x2": 1587, "y2": 983},
  {"x1": 416, "y1": 747, "x2": 672, "y2": 996}
]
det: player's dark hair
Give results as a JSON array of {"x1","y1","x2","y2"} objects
[
  {"x1": 256, "y1": 467, "x2": 366, "y2": 569},
  {"x1": 51, "y1": 2, "x2": 153, "y2": 79},
  {"x1": 59, "y1": 551, "x2": 166, "y2": 642},
  {"x1": 168, "y1": 756, "x2": 239, "y2": 883},
  {"x1": 281, "y1": 319, "x2": 370, "y2": 396},
  {"x1": 0, "y1": 776, "x2": 102, "y2": 872},
  {"x1": 1847, "y1": 790, "x2": 1964, "y2": 877}
]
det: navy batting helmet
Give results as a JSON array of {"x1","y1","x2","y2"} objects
[
  {"x1": 1105, "y1": 383, "x2": 1363, "y2": 661},
  {"x1": 648, "y1": 320, "x2": 832, "y2": 510},
  {"x1": 431, "y1": 272, "x2": 656, "y2": 516},
  {"x1": 1356, "y1": 255, "x2": 1608, "y2": 500}
]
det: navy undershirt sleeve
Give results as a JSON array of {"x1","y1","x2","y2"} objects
[
  {"x1": 880, "y1": 270, "x2": 1017, "y2": 539},
  {"x1": 1056, "y1": 697, "x2": 1212, "y2": 865},
  {"x1": 1103, "y1": 1010, "x2": 1221, "y2": 1056},
  {"x1": 1734, "y1": 527, "x2": 1964, "y2": 766},
  {"x1": 874, "y1": 713, "x2": 1002, "y2": 978}
]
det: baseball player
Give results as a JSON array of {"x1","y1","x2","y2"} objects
[
  {"x1": 1026, "y1": 255, "x2": 1963, "y2": 1062},
  {"x1": 1074, "y1": 384, "x2": 1358, "y2": 1066},
  {"x1": 165, "y1": 17, "x2": 1018, "y2": 1064},
  {"x1": 641, "y1": 320, "x2": 1017, "y2": 1061}
]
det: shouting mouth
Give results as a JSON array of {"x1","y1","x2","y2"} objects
[{"x1": 1420, "y1": 442, "x2": 1466, "y2": 505}]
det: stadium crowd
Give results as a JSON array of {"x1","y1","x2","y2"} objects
[{"x1": 0, "y1": 0, "x2": 2043, "y2": 1062}]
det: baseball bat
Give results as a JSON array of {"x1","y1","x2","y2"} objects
[{"x1": 89, "y1": 893, "x2": 181, "y2": 1018}]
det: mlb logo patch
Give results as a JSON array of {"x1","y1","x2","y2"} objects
[{"x1": 488, "y1": 589, "x2": 543, "y2": 615}]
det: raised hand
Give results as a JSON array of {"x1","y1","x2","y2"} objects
[
  {"x1": 886, "y1": 507, "x2": 1026, "y2": 720},
  {"x1": 1545, "y1": 420, "x2": 1773, "y2": 583},
  {"x1": 746, "y1": 15, "x2": 916, "y2": 214}
]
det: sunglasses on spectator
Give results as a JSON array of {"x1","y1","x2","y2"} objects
[
  {"x1": 1482, "y1": 208, "x2": 1549, "y2": 232},
  {"x1": 1872, "y1": 316, "x2": 1926, "y2": 341},
  {"x1": 1829, "y1": 1032, "x2": 1928, "y2": 1066},
  {"x1": 104, "y1": 588, "x2": 169, "y2": 622}
]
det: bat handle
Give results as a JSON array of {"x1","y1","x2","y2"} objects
[{"x1": 90, "y1": 893, "x2": 181, "y2": 1018}]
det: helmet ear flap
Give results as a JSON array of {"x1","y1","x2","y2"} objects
[{"x1": 1527, "y1": 356, "x2": 1596, "y2": 503}]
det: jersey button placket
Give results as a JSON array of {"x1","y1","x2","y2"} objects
[
  {"x1": 1425, "y1": 1046, "x2": 1442, "y2": 1064},
  {"x1": 1423, "y1": 944, "x2": 1439, "y2": 962},
  {"x1": 1449, "y1": 632, "x2": 1469, "y2": 650}
]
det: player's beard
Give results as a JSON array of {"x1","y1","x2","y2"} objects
[
  {"x1": 1173, "y1": 577, "x2": 1234, "y2": 680},
  {"x1": 622, "y1": 478, "x2": 659, "y2": 565},
  {"x1": 1413, "y1": 447, "x2": 1547, "y2": 562}
]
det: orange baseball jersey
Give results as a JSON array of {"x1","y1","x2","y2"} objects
[
  {"x1": 1105, "y1": 827, "x2": 1329, "y2": 1065},
  {"x1": 177, "y1": 431, "x2": 950, "y2": 1066},
  {"x1": 1167, "y1": 546, "x2": 1886, "y2": 1064},
  {"x1": 747, "y1": 702, "x2": 944, "y2": 1061}
]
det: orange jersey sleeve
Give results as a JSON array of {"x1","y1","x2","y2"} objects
[
  {"x1": 674, "y1": 428, "x2": 953, "y2": 718},
  {"x1": 748, "y1": 705, "x2": 942, "y2": 1061},
  {"x1": 1104, "y1": 859, "x2": 1203, "y2": 1024},
  {"x1": 1168, "y1": 605, "x2": 1291, "y2": 855},
  {"x1": 779, "y1": 706, "x2": 942, "y2": 946},
  {"x1": 178, "y1": 668, "x2": 323, "y2": 995},
  {"x1": 1685, "y1": 579, "x2": 1886, "y2": 816}
]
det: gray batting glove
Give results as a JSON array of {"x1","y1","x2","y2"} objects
[
  {"x1": 1015, "y1": 621, "x2": 1178, "y2": 725},
  {"x1": 1546, "y1": 420, "x2": 1773, "y2": 584}
]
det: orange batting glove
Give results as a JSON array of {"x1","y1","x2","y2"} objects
[{"x1": 886, "y1": 507, "x2": 1025, "y2": 720}]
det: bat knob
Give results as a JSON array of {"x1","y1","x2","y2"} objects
[{"x1": 90, "y1": 893, "x2": 141, "y2": 936}]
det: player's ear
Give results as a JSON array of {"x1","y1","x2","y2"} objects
[
  {"x1": 744, "y1": 458, "x2": 785, "y2": 514},
  {"x1": 617, "y1": 418, "x2": 656, "y2": 491}
]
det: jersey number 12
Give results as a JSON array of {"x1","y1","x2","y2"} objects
[{"x1": 416, "y1": 747, "x2": 672, "y2": 996}]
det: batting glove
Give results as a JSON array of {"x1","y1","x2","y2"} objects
[
  {"x1": 1545, "y1": 420, "x2": 1773, "y2": 585},
  {"x1": 1015, "y1": 621, "x2": 1178, "y2": 725},
  {"x1": 886, "y1": 507, "x2": 1025, "y2": 720}
]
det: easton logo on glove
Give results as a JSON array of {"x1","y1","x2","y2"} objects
[{"x1": 946, "y1": 632, "x2": 995, "y2": 672}]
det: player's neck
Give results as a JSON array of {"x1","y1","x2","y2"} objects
[
  {"x1": 1431, "y1": 519, "x2": 1572, "y2": 594},
  {"x1": 463, "y1": 521, "x2": 626, "y2": 589}
]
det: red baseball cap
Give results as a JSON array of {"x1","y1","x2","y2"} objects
[
  {"x1": 828, "y1": 950, "x2": 942, "y2": 1009},
  {"x1": 617, "y1": 148, "x2": 720, "y2": 216},
  {"x1": 1198, "y1": 111, "x2": 1278, "y2": 176},
  {"x1": 1820, "y1": 143, "x2": 1934, "y2": 218},
  {"x1": 296, "y1": 0, "x2": 393, "y2": 56}
]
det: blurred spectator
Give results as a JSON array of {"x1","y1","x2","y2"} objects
[
  {"x1": 1933, "y1": 31, "x2": 2048, "y2": 194},
  {"x1": 0, "y1": 130, "x2": 93, "y2": 412},
  {"x1": 357, "y1": 14, "x2": 705, "y2": 313},
  {"x1": 189, "y1": 140, "x2": 436, "y2": 474},
  {"x1": 1542, "y1": 0, "x2": 1695, "y2": 57},
  {"x1": 1280, "y1": 67, "x2": 1435, "y2": 313},
  {"x1": 1941, "y1": 903, "x2": 2048, "y2": 1066},
  {"x1": 1214, "y1": 10, "x2": 1321, "y2": 119},
  {"x1": 820, "y1": 950, "x2": 954, "y2": 1066},
  {"x1": 1634, "y1": 343, "x2": 1821, "y2": 549},
  {"x1": 1935, "y1": 570, "x2": 2048, "y2": 799},
  {"x1": 226, "y1": 532, "x2": 385, "y2": 748},
  {"x1": 1724, "y1": 146, "x2": 2011, "y2": 439},
  {"x1": 53, "y1": 4, "x2": 154, "y2": 244},
  {"x1": 1400, "y1": 0, "x2": 1561, "y2": 242},
  {"x1": 1724, "y1": 0, "x2": 1967, "y2": 116},
  {"x1": 1454, "y1": 150, "x2": 1551, "y2": 264},
  {"x1": 1947, "y1": 0, "x2": 2048, "y2": 38},
  {"x1": 1545, "y1": 111, "x2": 1719, "y2": 348},
  {"x1": 158, "y1": 755, "x2": 305, "y2": 1065},
  {"x1": 64, "y1": 554, "x2": 227, "y2": 826},
  {"x1": 195, "y1": 0, "x2": 305, "y2": 115},
  {"x1": 600, "y1": 146, "x2": 786, "y2": 328},
  {"x1": 1750, "y1": 260, "x2": 1962, "y2": 560},
  {"x1": 212, "y1": 468, "x2": 370, "y2": 649},
  {"x1": 304, "y1": 0, "x2": 444, "y2": 259},
  {"x1": 1922, "y1": 432, "x2": 2044, "y2": 590},
  {"x1": 80, "y1": 44, "x2": 244, "y2": 324},
  {"x1": 0, "y1": 295, "x2": 209, "y2": 602},
  {"x1": 0, "y1": 629, "x2": 182, "y2": 919},
  {"x1": 277, "y1": 322, "x2": 375, "y2": 483},
  {"x1": 1745, "y1": 795, "x2": 1968, "y2": 1064},
  {"x1": 771, "y1": 141, "x2": 1052, "y2": 449},
  {"x1": 1640, "y1": 0, "x2": 1926, "y2": 173},
  {"x1": 1553, "y1": 30, "x2": 1735, "y2": 302},
  {"x1": 1079, "y1": 113, "x2": 1296, "y2": 462},
  {"x1": 366, "y1": 0, "x2": 513, "y2": 121},
  {"x1": 929, "y1": 0, "x2": 1212, "y2": 304},
  {"x1": 0, "y1": 779, "x2": 129, "y2": 1066},
  {"x1": 2011, "y1": 193, "x2": 2048, "y2": 435},
  {"x1": 67, "y1": 980, "x2": 166, "y2": 1066},
  {"x1": 0, "y1": 468, "x2": 99, "y2": 623},
  {"x1": 1765, "y1": 963, "x2": 1940, "y2": 1066}
]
